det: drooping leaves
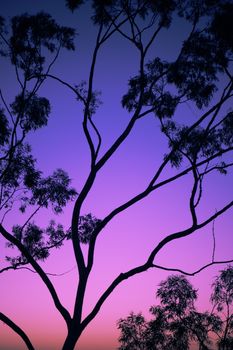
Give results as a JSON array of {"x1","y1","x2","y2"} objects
[
  {"x1": 118, "y1": 273, "x2": 229, "y2": 350},
  {"x1": 6, "y1": 220, "x2": 69, "y2": 266},
  {"x1": 75, "y1": 81, "x2": 102, "y2": 116},
  {"x1": 157, "y1": 275, "x2": 197, "y2": 316},
  {"x1": 220, "y1": 112, "x2": 233, "y2": 147},
  {"x1": 0, "y1": 143, "x2": 37, "y2": 188},
  {"x1": 78, "y1": 213, "x2": 101, "y2": 244},
  {"x1": 118, "y1": 312, "x2": 148, "y2": 350},
  {"x1": 167, "y1": 125, "x2": 222, "y2": 167},
  {"x1": 122, "y1": 57, "x2": 178, "y2": 117},
  {"x1": 46, "y1": 220, "x2": 68, "y2": 248},
  {"x1": 65, "y1": 0, "x2": 84, "y2": 12},
  {"x1": 146, "y1": 0, "x2": 177, "y2": 27},
  {"x1": 167, "y1": 31, "x2": 224, "y2": 109},
  {"x1": 30, "y1": 169, "x2": 77, "y2": 214},
  {"x1": 91, "y1": 0, "x2": 116, "y2": 25},
  {"x1": 0, "y1": 16, "x2": 7, "y2": 56},
  {"x1": 210, "y1": 2, "x2": 233, "y2": 53},
  {"x1": 0, "y1": 109, "x2": 10, "y2": 146},
  {"x1": 211, "y1": 265, "x2": 233, "y2": 312},
  {"x1": 146, "y1": 306, "x2": 169, "y2": 349},
  {"x1": 11, "y1": 93, "x2": 51, "y2": 131},
  {"x1": 9, "y1": 12, "x2": 75, "y2": 76}
]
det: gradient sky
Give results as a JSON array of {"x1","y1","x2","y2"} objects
[{"x1": 0, "y1": 1, "x2": 233, "y2": 349}]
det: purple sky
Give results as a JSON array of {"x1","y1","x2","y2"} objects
[{"x1": 0, "y1": 1, "x2": 233, "y2": 349}]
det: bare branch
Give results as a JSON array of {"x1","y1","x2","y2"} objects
[
  {"x1": 0, "y1": 264, "x2": 76, "y2": 277},
  {"x1": 0, "y1": 312, "x2": 35, "y2": 350},
  {"x1": 82, "y1": 23, "x2": 103, "y2": 167},
  {"x1": 100, "y1": 9, "x2": 124, "y2": 43},
  {"x1": 30, "y1": 73, "x2": 86, "y2": 104},
  {"x1": 147, "y1": 200, "x2": 233, "y2": 265},
  {"x1": 88, "y1": 116, "x2": 102, "y2": 159},
  {"x1": 152, "y1": 260, "x2": 233, "y2": 276},
  {"x1": 89, "y1": 145, "x2": 233, "y2": 258},
  {"x1": 100, "y1": 11, "x2": 131, "y2": 44},
  {"x1": 189, "y1": 164, "x2": 199, "y2": 226},
  {"x1": 144, "y1": 21, "x2": 163, "y2": 56},
  {"x1": 107, "y1": 15, "x2": 135, "y2": 44},
  {"x1": 212, "y1": 213, "x2": 217, "y2": 263},
  {"x1": 1, "y1": 207, "x2": 12, "y2": 224},
  {"x1": 83, "y1": 203, "x2": 233, "y2": 331}
]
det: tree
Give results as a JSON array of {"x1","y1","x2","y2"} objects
[
  {"x1": 1, "y1": 1, "x2": 233, "y2": 349},
  {"x1": 118, "y1": 312, "x2": 148, "y2": 350},
  {"x1": 118, "y1": 273, "x2": 226, "y2": 350},
  {"x1": 211, "y1": 266, "x2": 233, "y2": 350}
]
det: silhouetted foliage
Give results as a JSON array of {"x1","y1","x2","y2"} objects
[
  {"x1": 1, "y1": 1, "x2": 233, "y2": 350},
  {"x1": 0, "y1": 12, "x2": 77, "y2": 271},
  {"x1": 10, "y1": 12, "x2": 75, "y2": 76},
  {"x1": 211, "y1": 266, "x2": 233, "y2": 350},
  {"x1": 118, "y1": 313, "x2": 148, "y2": 350},
  {"x1": 118, "y1": 269, "x2": 233, "y2": 350},
  {"x1": 78, "y1": 213, "x2": 101, "y2": 244}
]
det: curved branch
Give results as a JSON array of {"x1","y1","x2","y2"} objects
[
  {"x1": 0, "y1": 312, "x2": 35, "y2": 350},
  {"x1": 84, "y1": 200, "x2": 233, "y2": 331},
  {"x1": 147, "y1": 200, "x2": 233, "y2": 265},
  {"x1": 96, "y1": 114, "x2": 138, "y2": 171},
  {"x1": 0, "y1": 264, "x2": 22, "y2": 274},
  {"x1": 152, "y1": 259, "x2": 233, "y2": 276},
  {"x1": 200, "y1": 162, "x2": 233, "y2": 176},
  {"x1": 1, "y1": 232, "x2": 70, "y2": 273},
  {"x1": 82, "y1": 23, "x2": 103, "y2": 167},
  {"x1": 31, "y1": 73, "x2": 86, "y2": 104},
  {"x1": 189, "y1": 163, "x2": 199, "y2": 226},
  {"x1": 1, "y1": 264, "x2": 76, "y2": 276},
  {"x1": 0, "y1": 224, "x2": 71, "y2": 328},
  {"x1": 92, "y1": 145, "x2": 233, "y2": 244},
  {"x1": 88, "y1": 116, "x2": 102, "y2": 159},
  {"x1": 87, "y1": 145, "x2": 233, "y2": 273},
  {"x1": 20, "y1": 205, "x2": 43, "y2": 231},
  {"x1": 81, "y1": 263, "x2": 148, "y2": 331}
]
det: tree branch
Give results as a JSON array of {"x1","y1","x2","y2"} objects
[
  {"x1": 0, "y1": 264, "x2": 76, "y2": 276},
  {"x1": 0, "y1": 224, "x2": 71, "y2": 328},
  {"x1": 83, "y1": 201, "x2": 233, "y2": 332},
  {"x1": 82, "y1": 22, "x2": 103, "y2": 167},
  {"x1": 0, "y1": 312, "x2": 35, "y2": 350},
  {"x1": 30, "y1": 73, "x2": 86, "y2": 104},
  {"x1": 152, "y1": 260, "x2": 233, "y2": 276},
  {"x1": 88, "y1": 116, "x2": 102, "y2": 159},
  {"x1": 89, "y1": 144, "x2": 233, "y2": 262}
]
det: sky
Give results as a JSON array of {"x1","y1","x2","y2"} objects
[{"x1": 0, "y1": 1, "x2": 233, "y2": 349}]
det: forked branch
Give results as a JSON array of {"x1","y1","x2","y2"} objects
[{"x1": 83, "y1": 201, "x2": 233, "y2": 330}]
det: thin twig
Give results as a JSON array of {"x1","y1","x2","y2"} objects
[
  {"x1": 152, "y1": 260, "x2": 233, "y2": 276},
  {"x1": 212, "y1": 213, "x2": 217, "y2": 263},
  {"x1": 1, "y1": 265, "x2": 77, "y2": 277}
]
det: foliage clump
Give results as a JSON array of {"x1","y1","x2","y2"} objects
[{"x1": 118, "y1": 267, "x2": 233, "y2": 350}]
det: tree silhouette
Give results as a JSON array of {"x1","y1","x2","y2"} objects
[
  {"x1": 211, "y1": 266, "x2": 233, "y2": 350},
  {"x1": 118, "y1": 270, "x2": 232, "y2": 350},
  {"x1": 1, "y1": 1, "x2": 233, "y2": 349}
]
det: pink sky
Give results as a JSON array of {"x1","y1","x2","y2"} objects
[{"x1": 0, "y1": 1, "x2": 233, "y2": 349}]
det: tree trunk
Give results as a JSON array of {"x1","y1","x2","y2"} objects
[{"x1": 62, "y1": 326, "x2": 82, "y2": 350}]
